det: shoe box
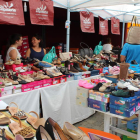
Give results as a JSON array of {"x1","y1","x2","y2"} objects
[
  {"x1": 127, "y1": 118, "x2": 138, "y2": 131},
  {"x1": 70, "y1": 48, "x2": 79, "y2": 54},
  {"x1": 22, "y1": 83, "x2": 34, "y2": 92},
  {"x1": 81, "y1": 71, "x2": 91, "y2": 79},
  {"x1": 90, "y1": 70, "x2": 100, "y2": 76},
  {"x1": 110, "y1": 95, "x2": 137, "y2": 109},
  {"x1": 52, "y1": 77, "x2": 60, "y2": 85},
  {"x1": 60, "y1": 75, "x2": 67, "y2": 83},
  {"x1": 5, "y1": 63, "x2": 23, "y2": 72},
  {"x1": 42, "y1": 79, "x2": 53, "y2": 87},
  {"x1": 94, "y1": 68, "x2": 103, "y2": 74},
  {"x1": 135, "y1": 99, "x2": 140, "y2": 112},
  {"x1": 123, "y1": 129, "x2": 137, "y2": 140},
  {"x1": 129, "y1": 64, "x2": 140, "y2": 73},
  {"x1": 89, "y1": 90, "x2": 110, "y2": 103},
  {"x1": 88, "y1": 98, "x2": 109, "y2": 112},
  {"x1": 13, "y1": 85, "x2": 22, "y2": 94},
  {"x1": 0, "y1": 86, "x2": 14, "y2": 97},
  {"x1": 65, "y1": 74, "x2": 74, "y2": 81},
  {"x1": 103, "y1": 74, "x2": 118, "y2": 83},
  {"x1": 76, "y1": 96, "x2": 88, "y2": 107},
  {"x1": 110, "y1": 104, "x2": 136, "y2": 117},
  {"x1": 76, "y1": 86, "x2": 89, "y2": 107},
  {"x1": 70, "y1": 72, "x2": 82, "y2": 80},
  {"x1": 77, "y1": 86, "x2": 89, "y2": 98}
]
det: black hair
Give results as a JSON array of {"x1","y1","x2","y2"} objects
[
  {"x1": 32, "y1": 34, "x2": 43, "y2": 48},
  {"x1": 7, "y1": 33, "x2": 22, "y2": 48},
  {"x1": 105, "y1": 38, "x2": 111, "y2": 44}
]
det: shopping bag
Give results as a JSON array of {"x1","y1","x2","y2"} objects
[
  {"x1": 29, "y1": 0, "x2": 54, "y2": 25},
  {"x1": 59, "y1": 52, "x2": 72, "y2": 61},
  {"x1": 80, "y1": 11, "x2": 95, "y2": 33},
  {"x1": 93, "y1": 41, "x2": 103, "y2": 55},
  {"x1": 111, "y1": 17, "x2": 120, "y2": 35},
  {"x1": 99, "y1": 17, "x2": 108, "y2": 35},
  {"x1": 0, "y1": 0, "x2": 25, "y2": 25},
  {"x1": 42, "y1": 46, "x2": 57, "y2": 63}
]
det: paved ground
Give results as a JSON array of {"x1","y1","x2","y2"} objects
[{"x1": 74, "y1": 112, "x2": 104, "y2": 131}]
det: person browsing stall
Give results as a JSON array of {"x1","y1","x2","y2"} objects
[
  {"x1": 6, "y1": 34, "x2": 23, "y2": 62},
  {"x1": 103, "y1": 38, "x2": 113, "y2": 52},
  {"x1": 120, "y1": 43, "x2": 140, "y2": 63},
  {"x1": 25, "y1": 34, "x2": 46, "y2": 61}
]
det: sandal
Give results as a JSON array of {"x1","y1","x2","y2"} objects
[
  {"x1": 15, "y1": 134, "x2": 25, "y2": 140},
  {"x1": 9, "y1": 116, "x2": 34, "y2": 139},
  {"x1": 14, "y1": 57, "x2": 21, "y2": 65},
  {"x1": 0, "y1": 128, "x2": 7, "y2": 140},
  {"x1": 7, "y1": 102, "x2": 27, "y2": 120},
  {"x1": 0, "y1": 113, "x2": 10, "y2": 126},
  {"x1": 5, "y1": 59, "x2": 14, "y2": 65},
  {"x1": 26, "y1": 111, "x2": 46, "y2": 129}
]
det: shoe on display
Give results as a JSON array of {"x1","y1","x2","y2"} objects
[
  {"x1": 38, "y1": 62, "x2": 52, "y2": 68},
  {"x1": 123, "y1": 82, "x2": 139, "y2": 91},
  {"x1": 117, "y1": 80, "x2": 127, "y2": 89},
  {"x1": 69, "y1": 64, "x2": 79, "y2": 73},
  {"x1": 15, "y1": 134, "x2": 25, "y2": 140},
  {"x1": 93, "y1": 83, "x2": 103, "y2": 91},
  {"x1": 88, "y1": 65, "x2": 94, "y2": 71},
  {"x1": 104, "y1": 86, "x2": 115, "y2": 93},
  {"x1": 36, "y1": 125, "x2": 52, "y2": 140},
  {"x1": 99, "y1": 82, "x2": 111, "y2": 92},
  {"x1": 78, "y1": 62, "x2": 87, "y2": 71},
  {"x1": 78, "y1": 80, "x2": 93, "y2": 89},
  {"x1": 31, "y1": 66, "x2": 40, "y2": 71},
  {"x1": 47, "y1": 118, "x2": 68, "y2": 140},
  {"x1": 0, "y1": 112, "x2": 10, "y2": 125},
  {"x1": 131, "y1": 60, "x2": 138, "y2": 64},
  {"x1": 112, "y1": 90, "x2": 134, "y2": 98},
  {"x1": 73, "y1": 63, "x2": 83, "y2": 72},
  {"x1": 63, "y1": 122, "x2": 90, "y2": 140}
]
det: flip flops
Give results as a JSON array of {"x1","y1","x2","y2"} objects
[
  {"x1": 26, "y1": 111, "x2": 46, "y2": 130},
  {"x1": 0, "y1": 113, "x2": 10, "y2": 126},
  {"x1": 9, "y1": 116, "x2": 34, "y2": 139},
  {"x1": 7, "y1": 102, "x2": 27, "y2": 120}
]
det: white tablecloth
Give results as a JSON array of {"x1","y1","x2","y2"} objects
[
  {"x1": 0, "y1": 89, "x2": 40, "y2": 115},
  {"x1": 40, "y1": 76, "x2": 100, "y2": 128}
]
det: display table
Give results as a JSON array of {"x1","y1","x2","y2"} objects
[{"x1": 0, "y1": 76, "x2": 100, "y2": 127}]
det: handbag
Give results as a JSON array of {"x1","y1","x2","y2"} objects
[
  {"x1": 42, "y1": 46, "x2": 57, "y2": 63},
  {"x1": 59, "y1": 52, "x2": 72, "y2": 61},
  {"x1": 93, "y1": 41, "x2": 103, "y2": 55},
  {"x1": 79, "y1": 42, "x2": 93, "y2": 58},
  {"x1": 126, "y1": 16, "x2": 140, "y2": 44}
]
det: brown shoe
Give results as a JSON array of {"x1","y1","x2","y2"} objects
[
  {"x1": 69, "y1": 64, "x2": 79, "y2": 73},
  {"x1": 119, "y1": 63, "x2": 130, "y2": 80},
  {"x1": 0, "y1": 113, "x2": 10, "y2": 125},
  {"x1": 31, "y1": 66, "x2": 40, "y2": 71},
  {"x1": 48, "y1": 118, "x2": 68, "y2": 140},
  {"x1": 63, "y1": 122, "x2": 90, "y2": 140},
  {"x1": 77, "y1": 62, "x2": 87, "y2": 71}
]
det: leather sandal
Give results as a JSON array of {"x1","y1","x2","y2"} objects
[
  {"x1": 14, "y1": 57, "x2": 21, "y2": 65},
  {"x1": 0, "y1": 113, "x2": 10, "y2": 126},
  {"x1": 9, "y1": 116, "x2": 34, "y2": 139},
  {"x1": 7, "y1": 102, "x2": 27, "y2": 120},
  {"x1": 26, "y1": 111, "x2": 46, "y2": 130},
  {"x1": 0, "y1": 128, "x2": 7, "y2": 140}
]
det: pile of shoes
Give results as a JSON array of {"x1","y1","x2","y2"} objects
[{"x1": 0, "y1": 102, "x2": 90, "y2": 140}]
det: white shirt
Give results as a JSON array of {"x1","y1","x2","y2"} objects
[
  {"x1": 6, "y1": 47, "x2": 21, "y2": 62},
  {"x1": 103, "y1": 44, "x2": 112, "y2": 51}
]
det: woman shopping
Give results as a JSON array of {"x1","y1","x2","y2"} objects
[
  {"x1": 6, "y1": 33, "x2": 23, "y2": 62},
  {"x1": 26, "y1": 34, "x2": 46, "y2": 61}
]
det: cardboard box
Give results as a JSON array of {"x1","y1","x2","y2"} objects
[
  {"x1": 127, "y1": 118, "x2": 138, "y2": 131},
  {"x1": 0, "y1": 86, "x2": 14, "y2": 97},
  {"x1": 13, "y1": 84, "x2": 22, "y2": 94},
  {"x1": 77, "y1": 86, "x2": 89, "y2": 98},
  {"x1": 89, "y1": 90, "x2": 110, "y2": 103},
  {"x1": 76, "y1": 96, "x2": 88, "y2": 107},
  {"x1": 110, "y1": 95, "x2": 137, "y2": 109},
  {"x1": 88, "y1": 98, "x2": 109, "y2": 112},
  {"x1": 110, "y1": 104, "x2": 136, "y2": 117}
]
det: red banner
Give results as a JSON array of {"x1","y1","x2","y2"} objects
[
  {"x1": 0, "y1": 0, "x2": 25, "y2": 25},
  {"x1": 111, "y1": 17, "x2": 120, "y2": 35},
  {"x1": 29, "y1": 0, "x2": 54, "y2": 26},
  {"x1": 99, "y1": 17, "x2": 108, "y2": 35},
  {"x1": 80, "y1": 11, "x2": 95, "y2": 33}
]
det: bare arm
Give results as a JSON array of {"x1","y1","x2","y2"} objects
[
  {"x1": 9, "y1": 49, "x2": 18, "y2": 61},
  {"x1": 25, "y1": 48, "x2": 31, "y2": 58},
  {"x1": 120, "y1": 55, "x2": 126, "y2": 62},
  {"x1": 43, "y1": 48, "x2": 46, "y2": 55}
]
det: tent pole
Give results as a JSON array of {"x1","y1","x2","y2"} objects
[
  {"x1": 66, "y1": 0, "x2": 70, "y2": 52},
  {"x1": 121, "y1": 15, "x2": 125, "y2": 48}
]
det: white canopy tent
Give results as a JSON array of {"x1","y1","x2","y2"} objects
[{"x1": 23, "y1": 0, "x2": 140, "y2": 51}]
